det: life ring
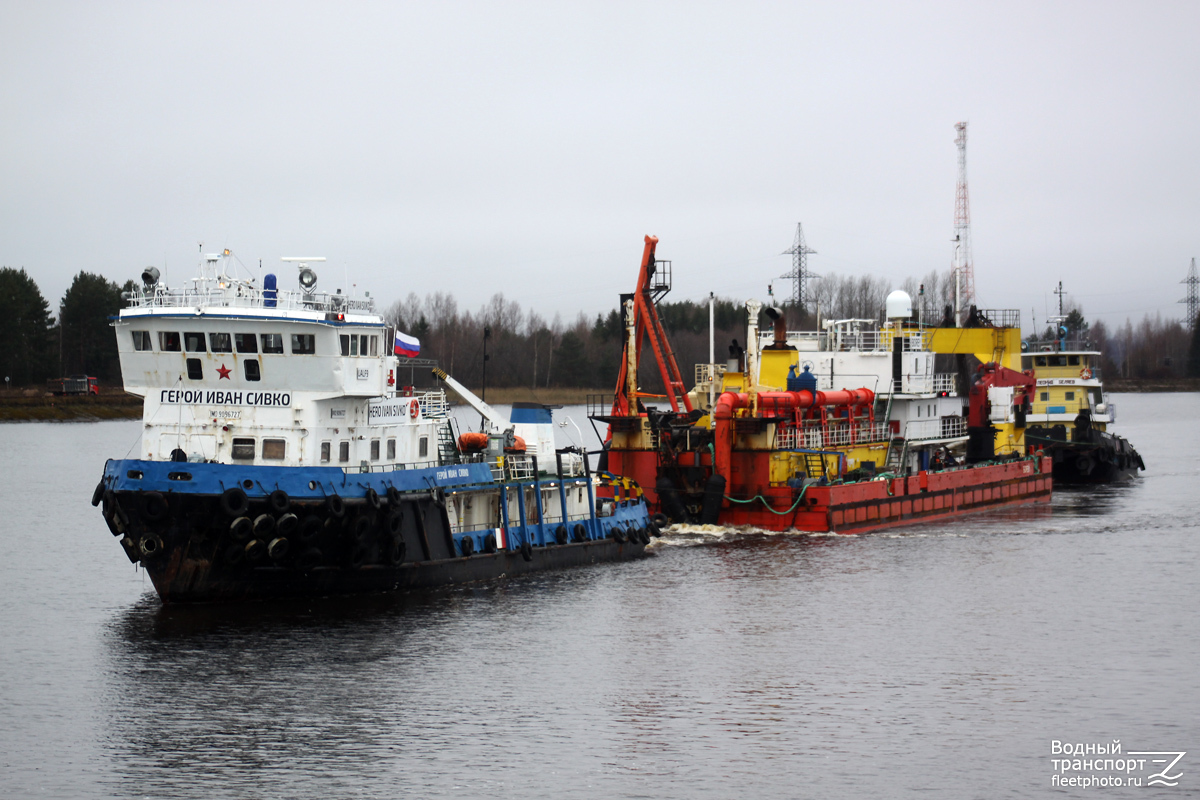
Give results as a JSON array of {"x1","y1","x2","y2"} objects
[
  {"x1": 1080, "y1": 367, "x2": 1093, "y2": 379},
  {"x1": 267, "y1": 537, "x2": 290, "y2": 561},
  {"x1": 326, "y1": 494, "x2": 345, "y2": 519},
  {"x1": 276, "y1": 513, "x2": 299, "y2": 537},
  {"x1": 142, "y1": 491, "x2": 168, "y2": 523},
  {"x1": 365, "y1": 487, "x2": 381, "y2": 510},
  {"x1": 91, "y1": 481, "x2": 106, "y2": 507},
  {"x1": 253, "y1": 513, "x2": 276, "y2": 539},
  {"x1": 268, "y1": 489, "x2": 290, "y2": 514},
  {"x1": 229, "y1": 516, "x2": 253, "y2": 541},
  {"x1": 460, "y1": 536, "x2": 475, "y2": 557},
  {"x1": 483, "y1": 533, "x2": 498, "y2": 554},
  {"x1": 410, "y1": 401, "x2": 419, "y2": 420},
  {"x1": 220, "y1": 487, "x2": 249, "y2": 518},
  {"x1": 244, "y1": 539, "x2": 266, "y2": 562},
  {"x1": 520, "y1": 541, "x2": 533, "y2": 562},
  {"x1": 298, "y1": 514, "x2": 323, "y2": 542},
  {"x1": 555, "y1": 525, "x2": 569, "y2": 545},
  {"x1": 572, "y1": 523, "x2": 588, "y2": 543}
]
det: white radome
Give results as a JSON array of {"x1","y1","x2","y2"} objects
[{"x1": 886, "y1": 290, "x2": 913, "y2": 320}]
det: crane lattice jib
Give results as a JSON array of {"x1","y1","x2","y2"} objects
[{"x1": 610, "y1": 236, "x2": 694, "y2": 417}]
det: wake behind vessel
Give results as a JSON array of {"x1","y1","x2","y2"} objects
[
  {"x1": 592, "y1": 236, "x2": 1053, "y2": 533},
  {"x1": 94, "y1": 251, "x2": 653, "y2": 603}
]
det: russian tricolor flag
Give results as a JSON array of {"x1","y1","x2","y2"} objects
[{"x1": 394, "y1": 331, "x2": 421, "y2": 358}]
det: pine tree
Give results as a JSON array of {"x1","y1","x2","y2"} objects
[{"x1": 0, "y1": 267, "x2": 55, "y2": 386}]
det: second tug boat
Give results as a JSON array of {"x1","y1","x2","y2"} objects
[{"x1": 94, "y1": 251, "x2": 653, "y2": 603}]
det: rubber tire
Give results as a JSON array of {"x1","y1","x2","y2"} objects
[
  {"x1": 221, "y1": 487, "x2": 249, "y2": 518},
  {"x1": 572, "y1": 524, "x2": 588, "y2": 543},
  {"x1": 326, "y1": 494, "x2": 345, "y2": 519},
  {"x1": 142, "y1": 491, "x2": 168, "y2": 523},
  {"x1": 555, "y1": 525, "x2": 569, "y2": 545},
  {"x1": 460, "y1": 536, "x2": 475, "y2": 557},
  {"x1": 229, "y1": 516, "x2": 253, "y2": 541},
  {"x1": 520, "y1": 541, "x2": 533, "y2": 562},
  {"x1": 298, "y1": 514, "x2": 323, "y2": 542},
  {"x1": 386, "y1": 486, "x2": 402, "y2": 506},
  {"x1": 351, "y1": 515, "x2": 372, "y2": 543},
  {"x1": 244, "y1": 539, "x2": 266, "y2": 562},
  {"x1": 652, "y1": 512, "x2": 670, "y2": 530},
  {"x1": 276, "y1": 512, "x2": 299, "y2": 537},
  {"x1": 296, "y1": 547, "x2": 323, "y2": 570},
  {"x1": 91, "y1": 481, "x2": 106, "y2": 507},
  {"x1": 365, "y1": 487, "x2": 381, "y2": 510},
  {"x1": 345, "y1": 545, "x2": 368, "y2": 570},
  {"x1": 224, "y1": 543, "x2": 245, "y2": 565},
  {"x1": 483, "y1": 533, "x2": 498, "y2": 554},
  {"x1": 611, "y1": 526, "x2": 628, "y2": 544},
  {"x1": 253, "y1": 513, "x2": 276, "y2": 539},
  {"x1": 268, "y1": 489, "x2": 290, "y2": 514},
  {"x1": 386, "y1": 509, "x2": 403, "y2": 537},
  {"x1": 267, "y1": 537, "x2": 290, "y2": 561},
  {"x1": 385, "y1": 538, "x2": 406, "y2": 566}
]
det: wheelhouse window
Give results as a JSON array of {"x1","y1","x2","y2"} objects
[
  {"x1": 131, "y1": 330, "x2": 152, "y2": 351},
  {"x1": 261, "y1": 333, "x2": 284, "y2": 354},
  {"x1": 159, "y1": 331, "x2": 181, "y2": 351},
  {"x1": 370, "y1": 439, "x2": 380, "y2": 460},
  {"x1": 244, "y1": 360, "x2": 261, "y2": 381},
  {"x1": 261, "y1": 439, "x2": 286, "y2": 460},
  {"x1": 235, "y1": 333, "x2": 257, "y2": 353},
  {"x1": 320, "y1": 441, "x2": 331, "y2": 463},
  {"x1": 386, "y1": 438, "x2": 396, "y2": 459},
  {"x1": 1050, "y1": 355, "x2": 1067, "y2": 367},
  {"x1": 340, "y1": 334, "x2": 354, "y2": 356},
  {"x1": 1068, "y1": 355, "x2": 1080, "y2": 366},
  {"x1": 1034, "y1": 356, "x2": 1047, "y2": 367},
  {"x1": 291, "y1": 334, "x2": 316, "y2": 354},
  {"x1": 184, "y1": 332, "x2": 207, "y2": 352},
  {"x1": 186, "y1": 358, "x2": 203, "y2": 380},
  {"x1": 231, "y1": 438, "x2": 255, "y2": 460},
  {"x1": 338, "y1": 441, "x2": 350, "y2": 463},
  {"x1": 419, "y1": 436, "x2": 429, "y2": 459},
  {"x1": 209, "y1": 333, "x2": 232, "y2": 353}
]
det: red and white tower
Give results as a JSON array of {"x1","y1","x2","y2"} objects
[{"x1": 952, "y1": 121, "x2": 975, "y2": 323}]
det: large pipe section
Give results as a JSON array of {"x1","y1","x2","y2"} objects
[{"x1": 712, "y1": 388, "x2": 875, "y2": 420}]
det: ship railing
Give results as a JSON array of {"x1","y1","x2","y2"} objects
[
  {"x1": 504, "y1": 455, "x2": 536, "y2": 481},
  {"x1": 774, "y1": 420, "x2": 891, "y2": 449},
  {"x1": 970, "y1": 308, "x2": 1021, "y2": 328},
  {"x1": 123, "y1": 283, "x2": 377, "y2": 314},
  {"x1": 900, "y1": 372, "x2": 957, "y2": 394},
  {"x1": 695, "y1": 363, "x2": 728, "y2": 385},
  {"x1": 904, "y1": 416, "x2": 967, "y2": 441},
  {"x1": 417, "y1": 390, "x2": 449, "y2": 418}
]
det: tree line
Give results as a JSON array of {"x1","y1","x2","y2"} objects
[
  {"x1": 0, "y1": 268, "x2": 131, "y2": 386},
  {"x1": 2, "y1": 264, "x2": 1198, "y2": 391}
]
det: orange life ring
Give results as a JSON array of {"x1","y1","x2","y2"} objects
[
  {"x1": 409, "y1": 401, "x2": 419, "y2": 419},
  {"x1": 1079, "y1": 367, "x2": 1093, "y2": 379}
]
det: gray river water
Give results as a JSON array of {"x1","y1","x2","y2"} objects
[{"x1": 1, "y1": 393, "x2": 1197, "y2": 798}]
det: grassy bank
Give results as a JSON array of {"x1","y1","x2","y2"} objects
[{"x1": 0, "y1": 389, "x2": 142, "y2": 422}]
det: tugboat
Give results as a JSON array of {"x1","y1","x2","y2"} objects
[
  {"x1": 590, "y1": 236, "x2": 1053, "y2": 533},
  {"x1": 92, "y1": 250, "x2": 653, "y2": 604},
  {"x1": 1021, "y1": 314, "x2": 1144, "y2": 483}
]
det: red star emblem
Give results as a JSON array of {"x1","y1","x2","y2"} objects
[{"x1": 216, "y1": 363, "x2": 232, "y2": 380}]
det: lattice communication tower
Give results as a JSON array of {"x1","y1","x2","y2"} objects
[
  {"x1": 1182, "y1": 257, "x2": 1199, "y2": 328},
  {"x1": 952, "y1": 121, "x2": 975, "y2": 321},
  {"x1": 780, "y1": 222, "x2": 817, "y2": 310}
]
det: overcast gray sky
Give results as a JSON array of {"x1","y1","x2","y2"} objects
[{"x1": 3, "y1": 1, "x2": 1197, "y2": 332}]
